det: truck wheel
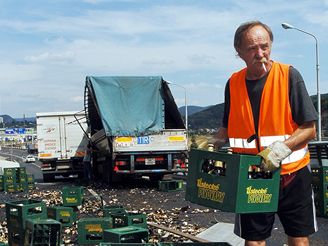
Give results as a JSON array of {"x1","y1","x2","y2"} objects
[{"x1": 43, "y1": 174, "x2": 55, "y2": 182}]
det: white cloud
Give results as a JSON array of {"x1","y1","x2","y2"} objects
[{"x1": 24, "y1": 51, "x2": 75, "y2": 63}]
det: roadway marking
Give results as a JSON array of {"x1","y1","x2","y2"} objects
[{"x1": 0, "y1": 153, "x2": 41, "y2": 169}]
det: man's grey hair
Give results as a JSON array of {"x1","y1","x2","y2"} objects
[{"x1": 234, "y1": 21, "x2": 274, "y2": 52}]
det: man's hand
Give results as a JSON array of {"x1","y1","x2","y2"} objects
[{"x1": 257, "y1": 141, "x2": 292, "y2": 172}]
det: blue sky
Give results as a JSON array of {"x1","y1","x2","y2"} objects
[{"x1": 0, "y1": 0, "x2": 328, "y2": 118}]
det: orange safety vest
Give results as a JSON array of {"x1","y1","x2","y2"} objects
[{"x1": 228, "y1": 62, "x2": 309, "y2": 175}]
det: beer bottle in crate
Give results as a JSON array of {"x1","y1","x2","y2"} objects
[
  {"x1": 201, "y1": 159, "x2": 214, "y2": 173},
  {"x1": 255, "y1": 167, "x2": 263, "y2": 179},
  {"x1": 263, "y1": 170, "x2": 273, "y2": 179},
  {"x1": 248, "y1": 165, "x2": 259, "y2": 179},
  {"x1": 248, "y1": 166, "x2": 254, "y2": 179},
  {"x1": 208, "y1": 160, "x2": 225, "y2": 176}
]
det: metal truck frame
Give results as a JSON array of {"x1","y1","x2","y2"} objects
[{"x1": 84, "y1": 76, "x2": 188, "y2": 183}]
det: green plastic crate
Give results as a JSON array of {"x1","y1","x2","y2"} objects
[
  {"x1": 3, "y1": 168, "x2": 17, "y2": 176},
  {"x1": 6, "y1": 200, "x2": 47, "y2": 246},
  {"x1": 5, "y1": 199, "x2": 47, "y2": 229},
  {"x1": 24, "y1": 218, "x2": 61, "y2": 246},
  {"x1": 77, "y1": 217, "x2": 113, "y2": 244},
  {"x1": 103, "y1": 226, "x2": 149, "y2": 243},
  {"x1": 158, "y1": 180, "x2": 184, "y2": 192},
  {"x1": 17, "y1": 173, "x2": 27, "y2": 183},
  {"x1": 16, "y1": 168, "x2": 27, "y2": 182},
  {"x1": 3, "y1": 182, "x2": 16, "y2": 193},
  {"x1": 2, "y1": 174, "x2": 20, "y2": 193},
  {"x1": 15, "y1": 182, "x2": 28, "y2": 192},
  {"x1": 324, "y1": 167, "x2": 328, "y2": 183},
  {"x1": 103, "y1": 205, "x2": 127, "y2": 217},
  {"x1": 27, "y1": 174, "x2": 34, "y2": 182},
  {"x1": 3, "y1": 175, "x2": 16, "y2": 185},
  {"x1": 61, "y1": 186, "x2": 84, "y2": 206},
  {"x1": 0, "y1": 175, "x2": 3, "y2": 191},
  {"x1": 185, "y1": 149, "x2": 280, "y2": 213},
  {"x1": 47, "y1": 206, "x2": 76, "y2": 227},
  {"x1": 112, "y1": 213, "x2": 147, "y2": 229},
  {"x1": 312, "y1": 166, "x2": 328, "y2": 218}
]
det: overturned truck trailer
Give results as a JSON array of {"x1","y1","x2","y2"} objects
[{"x1": 84, "y1": 76, "x2": 188, "y2": 183}]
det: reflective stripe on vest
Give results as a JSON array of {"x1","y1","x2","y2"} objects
[{"x1": 229, "y1": 134, "x2": 308, "y2": 164}]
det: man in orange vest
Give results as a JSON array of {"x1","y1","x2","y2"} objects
[{"x1": 214, "y1": 21, "x2": 318, "y2": 246}]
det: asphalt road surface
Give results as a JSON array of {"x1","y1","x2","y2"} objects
[{"x1": 0, "y1": 146, "x2": 43, "y2": 180}]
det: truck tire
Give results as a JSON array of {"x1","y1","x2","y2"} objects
[{"x1": 43, "y1": 173, "x2": 55, "y2": 182}]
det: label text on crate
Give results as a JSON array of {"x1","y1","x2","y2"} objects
[
  {"x1": 197, "y1": 178, "x2": 225, "y2": 202},
  {"x1": 246, "y1": 186, "x2": 272, "y2": 204}
]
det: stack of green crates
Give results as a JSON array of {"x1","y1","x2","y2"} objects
[
  {"x1": 312, "y1": 165, "x2": 328, "y2": 217},
  {"x1": 27, "y1": 174, "x2": 35, "y2": 190},
  {"x1": 24, "y1": 218, "x2": 61, "y2": 246},
  {"x1": 5, "y1": 199, "x2": 47, "y2": 245},
  {"x1": 61, "y1": 186, "x2": 84, "y2": 207},
  {"x1": 2, "y1": 168, "x2": 17, "y2": 192},
  {"x1": 16, "y1": 167, "x2": 27, "y2": 191},
  {"x1": 1, "y1": 167, "x2": 35, "y2": 192}
]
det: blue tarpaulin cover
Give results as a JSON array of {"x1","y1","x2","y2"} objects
[{"x1": 86, "y1": 76, "x2": 165, "y2": 136}]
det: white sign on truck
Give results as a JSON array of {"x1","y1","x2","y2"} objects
[{"x1": 36, "y1": 111, "x2": 89, "y2": 181}]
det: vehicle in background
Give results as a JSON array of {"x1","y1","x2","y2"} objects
[
  {"x1": 24, "y1": 155, "x2": 36, "y2": 163},
  {"x1": 27, "y1": 143, "x2": 38, "y2": 154},
  {"x1": 84, "y1": 76, "x2": 188, "y2": 183},
  {"x1": 36, "y1": 111, "x2": 89, "y2": 182}
]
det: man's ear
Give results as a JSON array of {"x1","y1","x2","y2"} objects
[{"x1": 236, "y1": 49, "x2": 243, "y2": 59}]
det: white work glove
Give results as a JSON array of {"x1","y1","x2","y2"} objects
[{"x1": 257, "y1": 141, "x2": 292, "y2": 172}]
